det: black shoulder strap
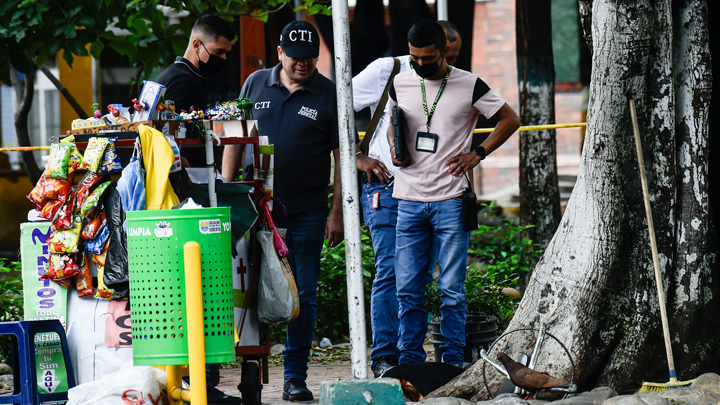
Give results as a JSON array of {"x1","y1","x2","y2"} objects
[{"x1": 360, "y1": 57, "x2": 401, "y2": 155}]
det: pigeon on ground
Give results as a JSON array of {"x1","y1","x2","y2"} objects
[{"x1": 496, "y1": 352, "x2": 570, "y2": 396}]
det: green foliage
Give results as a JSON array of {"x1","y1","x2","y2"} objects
[
  {"x1": 315, "y1": 228, "x2": 375, "y2": 342},
  {"x1": 267, "y1": 227, "x2": 375, "y2": 345},
  {"x1": 468, "y1": 202, "x2": 543, "y2": 287},
  {"x1": 0, "y1": 259, "x2": 22, "y2": 364},
  {"x1": 0, "y1": 0, "x2": 331, "y2": 84},
  {"x1": 425, "y1": 202, "x2": 543, "y2": 329}
]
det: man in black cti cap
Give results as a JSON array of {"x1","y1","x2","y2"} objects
[{"x1": 222, "y1": 20, "x2": 350, "y2": 401}]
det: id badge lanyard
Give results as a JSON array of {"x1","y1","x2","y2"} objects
[{"x1": 421, "y1": 66, "x2": 451, "y2": 132}]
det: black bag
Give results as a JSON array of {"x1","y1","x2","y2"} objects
[
  {"x1": 103, "y1": 186, "x2": 129, "y2": 299},
  {"x1": 461, "y1": 172, "x2": 479, "y2": 231}
]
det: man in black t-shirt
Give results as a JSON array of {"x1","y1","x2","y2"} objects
[
  {"x1": 156, "y1": 14, "x2": 235, "y2": 167},
  {"x1": 156, "y1": 16, "x2": 240, "y2": 405}
]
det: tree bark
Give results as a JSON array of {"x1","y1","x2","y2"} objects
[
  {"x1": 10, "y1": 66, "x2": 43, "y2": 183},
  {"x1": 516, "y1": 0, "x2": 561, "y2": 248},
  {"x1": 429, "y1": 0, "x2": 719, "y2": 399},
  {"x1": 669, "y1": 0, "x2": 718, "y2": 377}
]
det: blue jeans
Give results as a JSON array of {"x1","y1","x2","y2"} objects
[
  {"x1": 395, "y1": 198, "x2": 470, "y2": 365},
  {"x1": 283, "y1": 209, "x2": 327, "y2": 380},
  {"x1": 361, "y1": 181, "x2": 400, "y2": 363}
]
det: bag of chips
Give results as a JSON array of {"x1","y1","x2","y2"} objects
[
  {"x1": 74, "y1": 173, "x2": 103, "y2": 212},
  {"x1": 98, "y1": 137, "x2": 123, "y2": 174},
  {"x1": 52, "y1": 186, "x2": 79, "y2": 232},
  {"x1": 47, "y1": 226, "x2": 82, "y2": 253},
  {"x1": 75, "y1": 254, "x2": 94, "y2": 298},
  {"x1": 81, "y1": 212, "x2": 107, "y2": 240},
  {"x1": 93, "y1": 250, "x2": 114, "y2": 300},
  {"x1": 86, "y1": 224, "x2": 110, "y2": 254},
  {"x1": 67, "y1": 144, "x2": 84, "y2": 175},
  {"x1": 80, "y1": 137, "x2": 110, "y2": 172},
  {"x1": 80, "y1": 182, "x2": 111, "y2": 219},
  {"x1": 44, "y1": 253, "x2": 80, "y2": 281},
  {"x1": 39, "y1": 198, "x2": 65, "y2": 221},
  {"x1": 46, "y1": 143, "x2": 73, "y2": 179}
]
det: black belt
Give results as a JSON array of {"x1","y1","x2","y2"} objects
[{"x1": 361, "y1": 172, "x2": 393, "y2": 184}]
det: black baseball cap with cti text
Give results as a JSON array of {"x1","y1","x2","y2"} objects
[{"x1": 280, "y1": 20, "x2": 320, "y2": 58}]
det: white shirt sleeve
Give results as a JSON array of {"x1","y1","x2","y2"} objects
[{"x1": 352, "y1": 57, "x2": 395, "y2": 112}]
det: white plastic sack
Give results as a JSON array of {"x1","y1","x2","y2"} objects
[
  {"x1": 66, "y1": 294, "x2": 133, "y2": 384},
  {"x1": 67, "y1": 362, "x2": 167, "y2": 405},
  {"x1": 257, "y1": 229, "x2": 299, "y2": 325}
]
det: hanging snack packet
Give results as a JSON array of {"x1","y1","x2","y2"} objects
[
  {"x1": 67, "y1": 144, "x2": 84, "y2": 174},
  {"x1": 52, "y1": 185, "x2": 79, "y2": 232},
  {"x1": 44, "y1": 253, "x2": 80, "y2": 281},
  {"x1": 80, "y1": 181, "x2": 111, "y2": 218},
  {"x1": 74, "y1": 172, "x2": 103, "y2": 212},
  {"x1": 45, "y1": 143, "x2": 74, "y2": 179},
  {"x1": 39, "y1": 198, "x2": 65, "y2": 221},
  {"x1": 47, "y1": 226, "x2": 82, "y2": 253},
  {"x1": 80, "y1": 137, "x2": 110, "y2": 172},
  {"x1": 86, "y1": 224, "x2": 110, "y2": 254},
  {"x1": 98, "y1": 137, "x2": 123, "y2": 174},
  {"x1": 93, "y1": 250, "x2": 114, "y2": 299},
  {"x1": 81, "y1": 212, "x2": 107, "y2": 240},
  {"x1": 42, "y1": 176, "x2": 72, "y2": 200},
  {"x1": 75, "y1": 254, "x2": 94, "y2": 298}
]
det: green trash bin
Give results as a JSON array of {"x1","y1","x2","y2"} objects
[{"x1": 127, "y1": 207, "x2": 235, "y2": 366}]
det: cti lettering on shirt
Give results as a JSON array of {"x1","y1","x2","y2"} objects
[
  {"x1": 298, "y1": 106, "x2": 318, "y2": 120},
  {"x1": 255, "y1": 101, "x2": 271, "y2": 109}
]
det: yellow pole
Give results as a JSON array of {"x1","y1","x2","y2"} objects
[
  {"x1": 166, "y1": 365, "x2": 192, "y2": 404},
  {"x1": 184, "y1": 241, "x2": 207, "y2": 405}
]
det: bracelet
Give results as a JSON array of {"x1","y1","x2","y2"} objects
[{"x1": 356, "y1": 151, "x2": 362, "y2": 156}]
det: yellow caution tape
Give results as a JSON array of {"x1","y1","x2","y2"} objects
[
  {"x1": 474, "y1": 122, "x2": 587, "y2": 134},
  {"x1": 359, "y1": 122, "x2": 586, "y2": 139},
  {"x1": 0, "y1": 146, "x2": 52, "y2": 152}
]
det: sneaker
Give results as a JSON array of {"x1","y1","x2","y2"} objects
[
  {"x1": 282, "y1": 378, "x2": 313, "y2": 401},
  {"x1": 371, "y1": 355, "x2": 398, "y2": 378}
]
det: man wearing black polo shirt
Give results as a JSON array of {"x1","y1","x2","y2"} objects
[
  {"x1": 157, "y1": 16, "x2": 240, "y2": 405},
  {"x1": 156, "y1": 14, "x2": 235, "y2": 167},
  {"x1": 222, "y1": 20, "x2": 343, "y2": 402}
]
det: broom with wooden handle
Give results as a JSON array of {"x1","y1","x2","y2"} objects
[{"x1": 629, "y1": 99, "x2": 695, "y2": 392}]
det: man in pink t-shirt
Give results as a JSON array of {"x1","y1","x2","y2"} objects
[{"x1": 387, "y1": 19, "x2": 520, "y2": 366}]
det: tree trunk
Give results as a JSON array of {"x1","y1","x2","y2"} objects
[
  {"x1": 669, "y1": 0, "x2": 718, "y2": 377},
  {"x1": 388, "y1": 0, "x2": 432, "y2": 57},
  {"x1": 516, "y1": 0, "x2": 561, "y2": 248},
  {"x1": 10, "y1": 66, "x2": 43, "y2": 183},
  {"x1": 429, "y1": 1, "x2": 719, "y2": 399}
]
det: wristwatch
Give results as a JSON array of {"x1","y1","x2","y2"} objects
[{"x1": 474, "y1": 145, "x2": 487, "y2": 160}]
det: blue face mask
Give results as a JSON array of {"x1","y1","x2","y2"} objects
[{"x1": 410, "y1": 53, "x2": 443, "y2": 78}]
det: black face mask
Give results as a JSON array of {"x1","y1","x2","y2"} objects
[
  {"x1": 197, "y1": 42, "x2": 227, "y2": 76},
  {"x1": 410, "y1": 53, "x2": 443, "y2": 79}
]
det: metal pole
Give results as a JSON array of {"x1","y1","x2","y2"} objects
[
  {"x1": 330, "y1": 0, "x2": 368, "y2": 379},
  {"x1": 205, "y1": 121, "x2": 217, "y2": 208},
  {"x1": 437, "y1": 0, "x2": 448, "y2": 20}
]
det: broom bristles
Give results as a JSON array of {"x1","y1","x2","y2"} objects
[{"x1": 638, "y1": 379, "x2": 695, "y2": 393}]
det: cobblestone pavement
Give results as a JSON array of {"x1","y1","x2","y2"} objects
[
  {"x1": 215, "y1": 345, "x2": 435, "y2": 404},
  {"x1": 216, "y1": 362, "x2": 370, "y2": 404}
]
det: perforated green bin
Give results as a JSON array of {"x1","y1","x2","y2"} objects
[{"x1": 127, "y1": 207, "x2": 235, "y2": 366}]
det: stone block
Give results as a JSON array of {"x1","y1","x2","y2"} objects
[{"x1": 319, "y1": 378, "x2": 404, "y2": 405}]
